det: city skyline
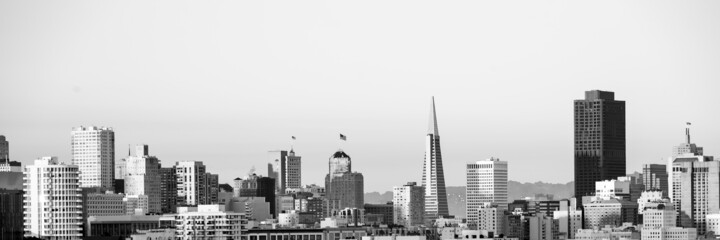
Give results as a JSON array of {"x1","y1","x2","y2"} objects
[{"x1": 2, "y1": 1, "x2": 720, "y2": 192}]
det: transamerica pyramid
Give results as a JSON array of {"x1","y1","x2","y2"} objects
[{"x1": 422, "y1": 96, "x2": 449, "y2": 223}]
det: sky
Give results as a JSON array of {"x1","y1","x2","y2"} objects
[{"x1": 2, "y1": 1, "x2": 720, "y2": 192}]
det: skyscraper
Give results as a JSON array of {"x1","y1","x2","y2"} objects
[
  {"x1": 574, "y1": 90, "x2": 626, "y2": 201},
  {"x1": 23, "y1": 157, "x2": 83, "y2": 239},
  {"x1": 268, "y1": 149, "x2": 302, "y2": 194},
  {"x1": 71, "y1": 126, "x2": 115, "y2": 189},
  {"x1": 669, "y1": 125, "x2": 716, "y2": 234},
  {"x1": 423, "y1": 97, "x2": 449, "y2": 222},
  {"x1": 123, "y1": 144, "x2": 161, "y2": 213},
  {"x1": 325, "y1": 150, "x2": 364, "y2": 211},
  {"x1": 466, "y1": 158, "x2": 508, "y2": 229}
]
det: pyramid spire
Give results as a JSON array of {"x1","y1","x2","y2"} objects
[{"x1": 428, "y1": 96, "x2": 439, "y2": 136}]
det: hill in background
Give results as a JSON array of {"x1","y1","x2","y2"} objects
[{"x1": 364, "y1": 181, "x2": 574, "y2": 218}]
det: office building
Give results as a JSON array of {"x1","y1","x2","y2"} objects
[
  {"x1": 325, "y1": 150, "x2": 364, "y2": 211},
  {"x1": 23, "y1": 157, "x2": 83, "y2": 239},
  {"x1": 175, "y1": 161, "x2": 208, "y2": 206},
  {"x1": 393, "y1": 182, "x2": 424, "y2": 226},
  {"x1": 269, "y1": 149, "x2": 302, "y2": 194},
  {"x1": 159, "y1": 167, "x2": 177, "y2": 213},
  {"x1": 423, "y1": 97, "x2": 450, "y2": 223},
  {"x1": 124, "y1": 195, "x2": 149, "y2": 215},
  {"x1": 0, "y1": 136, "x2": 21, "y2": 172},
  {"x1": 124, "y1": 144, "x2": 161, "y2": 213},
  {"x1": 205, "y1": 173, "x2": 219, "y2": 204},
  {"x1": 527, "y1": 213, "x2": 558, "y2": 240},
  {"x1": 296, "y1": 197, "x2": 326, "y2": 224},
  {"x1": 175, "y1": 205, "x2": 246, "y2": 239},
  {"x1": 71, "y1": 126, "x2": 115, "y2": 189},
  {"x1": 643, "y1": 164, "x2": 668, "y2": 198},
  {"x1": 226, "y1": 196, "x2": 272, "y2": 221},
  {"x1": 641, "y1": 202, "x2": 697, "y2": 240},
  {"x1": 364, "y1": 203, "x2": 394, "y2": 225},
  {"x1": 85, "y1": 191, "x2": 126, "y2": 216},
  {"x1": 583, "y1": 199, "x2": 638, "y2": 229},
  {"x1": 669, "y1": 125, "x2": 717, "y2": 234},
  {"x1": 234, "y1": 173, "x2": 276, "y2": 216},
  {"x1": 574, "y1": 90, "x2": 626, "y2": 201},
  {"x1": 466, "y1": 158, "x2": 508, "y2": 229},
  {"x1": 637, "y1": 190, "x2": 665, "y2": 216},
  {"x1": 476, "y1": 203, "x2": 504, "y2": 236}
]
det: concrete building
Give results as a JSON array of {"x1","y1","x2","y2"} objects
[
  {"x1": 297, "y1": 197, "x2": 327, "y2": 224},
  {"x1": 279, "y1": 210, "x2": 301, "y2": 227},
  {"x1": 393, "y1": 182, "x2": 424, "y2": 227},
  {"x1": 175, "y1": 161, "x2": 208, "y2": 206},
  {"x1": 205, "y1": 172, "x2": 219, "y2": 204},
  {"x1": 476, "y1": 203, "x2": 504, "y2": 236},
  {"x1": 466, "y1": 158, "x2": 508, "y2": 229},
  {"x1": 124, "y1": 195, "x2": 149, "y2": 215},
  {"x1": 23, "y1": 157, "x2": 83, "y2": 239},
  {"x1": 669, "y1": 126, "x2": 717, "y2": 234},
  {"x1": 641, "y1": 227, "x2": 697, "y2": 240},
  {"x1": 325, "y1": 150, "x2": 364, "y2": 211},
  {"x1": 574, "y1": 90, "x2": 626, "y2": 205},
  {"x1": 594, "y1": 178, "x2": 631, "y2": 200},
  {"x1": 637, "y1": 190, "x2": 666, "y2": 216},
  {"x1": 706, "y1": 214, "x2": 720, "y2": 237},
  {"x1": 159, "y1": 167, "x2": 177, "y2": 213},
  {"x1": 268, "y1": 149, "x2": 302, "y2": 194},
  {"x1": 175, "y1": 205, "x2": 246, "y2": 239},
  {"x1": 574, "y1": 227, "x2": 636, "y2": 240},
  {"x1": 71, "y1": 126, "x2": 115, "y2": 189},
  {"x1": 642, "y1": 202, "x2": 676, "y2": 229},
  {"x1": 643, "y1": 164, "x2": 668, "y2": 198},
  {"x1": 0, "y1": 136, "x2": 21, "y2": 173},
  {"x1": 234, "y1": 173, "x2": 276, "y2": 216},
  {"x1": 286, "y1": 184, "x2": 326, "y2": 198},
  {"x1": 583, "y1": 199, "x2": 638, "y2": 229},
  {"x1": 124, "y1": 144, "x2": 161, "y2": 213},
  {"x1": 553, "y1": 198, "x2": 582, "y2": 239},
  {"x1": 86, "y1": 191, "x2": 126, "y2": 216},
  {"x1": 423, "y1": 97, "x2": 450, "y2": 223},
  {"x1": 527, "y1": 213, "x2": 557, "y2": 240},
  {"x1": 364, "y1": 203, "x2": 393, "y2": 225},
  {"x1": 226, "y1": 197, "x2": 272, "y2": 221},
  {"x1": 86, "y1": 214, "x2": 174, "y2": 237}
]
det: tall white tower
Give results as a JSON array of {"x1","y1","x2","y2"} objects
[
  {"x1": 71, "y1": 126, "x2": 115, "y2": 189},
  {"x1": 422, "y1": 97, "x2": 449, "y2": 223},
  {"x1": 175, "y1": 161, "x2": 207, "y2": 206},
  {"x1": 466, "y1": 158, "x2": 508, "y2": 229},
  {"x1": 23, "y1": 157, "x2": 83, "y2": 239}
]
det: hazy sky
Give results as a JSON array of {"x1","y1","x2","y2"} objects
[{"x1": 2, "y1": 1, "x2": 720, "y2": 192}]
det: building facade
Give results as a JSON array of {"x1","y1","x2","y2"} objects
[
  {"x1": 175, "y1": 205, "x2": 246, "y2": 239},
  {"x1": 574, "y1": 90, "x2": 626, "y2": 202},
  {"x1": 159, "y1": 167, "x2": 177, "y2": 213},
  {"x1": 393, "y1": 182, "x2": 424, "y2": 227},
  {"x1": 325, "y1": 151, "x2": 364, "y2": 211},
  {"x1": 71, "y1": 126, "x2": 115, "y2": 189},
  {"x1": 583, "y1": 199, "x2": 638, "y2": 229},
  {"x1": 175, "y1": 161, "x2": 208, "y2": 206},
  {"x1": 269, "y1": 149, "x2": 302, "y2": 194},
  {"x1": 23, "y1": 157, "x2": 83, "y2": 239},
  {"x1": 643, "y1": 164, "x2": 668, "y2": 198},
  {"x1": 422, "y1": 97, "x2": 450, "y2": 223},
  {"x1": 234, "y1": 174, "x2": 276, "y2": 216},
  {"x1": 466, "y1": 158, "x2": 508, "y2": 229},
  {"x1": 124, "y1": 144, "x2": 161, "y2": 213}
]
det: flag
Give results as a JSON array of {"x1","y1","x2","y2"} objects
[
  {"x1": 339, "y1": 134, "x2": 347, "y2": 141},
  {"x1": 292, "y1": 136, "x2": 296, "y2": 140},
  {"x1": 687, "y1": 122, "x2": 691, "y2": 126}
]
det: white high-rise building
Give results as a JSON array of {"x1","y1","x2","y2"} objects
[
  {"x1": 124, "y1": 144, "x2": 161, "y2": 213},
  {"x1": 393, "y1": 182, "x2": 424, "y2": 226},
  {"x1": 553, "y1": 198, "x2": 583, "y2": 239},
  {"x1": 23, "y1": 157, "x2": 83, "y2": 239},
  {"x1": 477, "y1": 203, "x2": 504, "y2": 235},
  {"x1": 466, "y1": 158, "x2": 508, "y2": 229},
  {"x1": 175, "y1": 161, "x2": 207, "y2": 206},
  {"x1": 71, "y1": 126, "x2": 115, "y2": 189}
]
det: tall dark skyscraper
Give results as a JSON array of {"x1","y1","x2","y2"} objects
[
  {"x1": 423, "y1": 97, "x2": 449, "y2": 222},
  {"x1": 574, "y1": 90, "x2": 626, "y2": 201}
]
